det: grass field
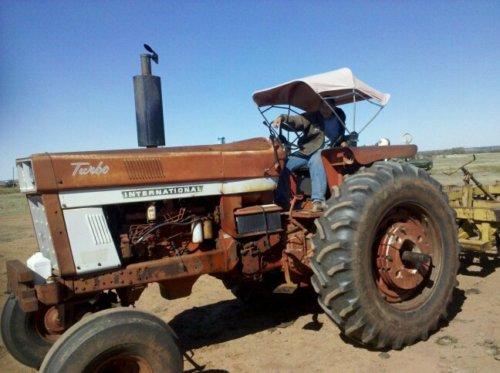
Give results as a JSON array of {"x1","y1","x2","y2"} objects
[
  {"x1": 0, "y1": 188, "x2": 30, "y2": 243},
  {"x1": 0, "y1": 188, "x2": 33, "y2": 303},
  {"x1": 429, "y1": 152, "x2": 500, "y2": 186}
]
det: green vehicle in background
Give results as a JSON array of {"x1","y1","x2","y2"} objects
[{"x1": 408, "y1": 157, "x2": 433, "y2": 171}]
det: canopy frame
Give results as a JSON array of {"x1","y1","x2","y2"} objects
[
  {"x1": 253, "y1": 68, "x2": 389, "y2": 146},
  {"x1": 257, "y1": 94, "x2": 384, "y2": 148}
]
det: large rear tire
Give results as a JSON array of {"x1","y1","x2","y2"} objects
[
  {"x1": 40, "y1": 308, "x2": 183, "y2": 373},
  {"x1": 311, "y1": 161, "x2": 459, "y2": 349}
]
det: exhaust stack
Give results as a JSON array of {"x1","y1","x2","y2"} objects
[{"x1": 133, "y1": 44, "x2": 165, "y2": 147}]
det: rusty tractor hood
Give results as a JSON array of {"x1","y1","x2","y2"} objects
[{"x1": 23, "y1": 137, "x2": 283, "y2": 193}]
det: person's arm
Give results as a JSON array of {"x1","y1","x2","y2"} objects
[{"x1": 273, "y1": 113, "x2": 313, "y2": 132}]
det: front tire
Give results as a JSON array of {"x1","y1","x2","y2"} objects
[
  {"x1": 40, "y1": 308, "x2": 183, "y2": 373},
  {"x1": 311, "y1": 161, "x2": 459, "y2": 349},
  {"x1": 1, "y1": 295, "x2": 53, "y2": 368}
]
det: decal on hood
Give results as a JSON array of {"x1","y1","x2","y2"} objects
[
  {"x1": 71, "y1": 162, "x2": 110, "y2": 176},
  {"x1": 122, "y1": 185, "x2": 204, "y2": 199}
]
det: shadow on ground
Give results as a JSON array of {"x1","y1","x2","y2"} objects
[
  {"x1": 170, "y1": 289, "x2": 322, "y2": 371},
  {"x1": 459, "y1": 255, "x2": 500, "y2": 278},
  {"x1": 171, "y1": 289, "x2": 322, "y2": 352},
  {"x1": 172, "y1": 277, "x2": 469, "y2": 369},
  {"x1": 442, "y1": 287, "x2": 466, "y2": 327}
]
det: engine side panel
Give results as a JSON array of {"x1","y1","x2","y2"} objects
[{"x1": 63, "y1": 207, "x2": 121, "y2": 274}]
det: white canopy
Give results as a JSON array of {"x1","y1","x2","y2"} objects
[{"x1": 252, "y1": 68, "x2": 390, "y2": 113}]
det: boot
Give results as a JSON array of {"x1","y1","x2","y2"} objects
[{"x1": 311, "y1": 200, "x2": 326, "y2": 212}]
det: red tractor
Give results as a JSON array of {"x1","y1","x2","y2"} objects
[{"x1": 2, "y1": 48, "x2": 458, "y2": 372}]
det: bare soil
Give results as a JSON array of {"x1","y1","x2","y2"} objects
[{"x1": 1, "y1": 154, "x2": 499, "y2": 372}]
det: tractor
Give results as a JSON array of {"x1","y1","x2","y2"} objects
[{"x1": 2, "y1": 46, "x2": 459, "y2": 372}]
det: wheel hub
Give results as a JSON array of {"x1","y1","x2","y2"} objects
[
  {"x1": 43, "y1": 306, "x2": 65, "y2": 335},
  {"x1": 376, "y1": 219, "x2": 432, "y2": 302},
  {"x1": 95, "y1": 354, "x2": 153, "y2": 373},
  {"x1": 34, "y1": 305, "x2": 66, "y2": 342}
]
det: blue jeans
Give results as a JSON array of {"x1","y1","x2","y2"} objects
[{"x1": 276, "y1": 150, "x2": 327, "y2": 206}]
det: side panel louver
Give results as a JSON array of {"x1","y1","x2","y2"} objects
[{"x1": 124, "y1": 158, "x2": 165, "y2": 180}]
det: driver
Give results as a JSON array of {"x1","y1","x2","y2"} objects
[{"x1": 273, "y1": 98, "x2": 346, "y2": 212}]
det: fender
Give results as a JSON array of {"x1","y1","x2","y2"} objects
[{"x1": 321, "y1": 145, "x2": 418, "y2": 188}]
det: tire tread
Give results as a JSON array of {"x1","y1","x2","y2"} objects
[{"x1": 311, "y1": 161, "x2": 459, "y2": 350}]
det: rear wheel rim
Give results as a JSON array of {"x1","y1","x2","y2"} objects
[{"x1": 373, "y1": 204, "x2": 443, "y2": 310}]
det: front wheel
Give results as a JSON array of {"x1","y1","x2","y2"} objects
[
  {"x1": 1, "y1": 295, "x2": 56, "y2": 368},
  {"x1": 311, "y1": 161, "x2": 459, "y2": 349},
  {"x1": 40, "y1": 308, "x2": 183, "y2": 373}
]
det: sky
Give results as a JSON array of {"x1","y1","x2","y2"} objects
[{"x1": 0, "y1": 0, "x2": 499, "y2": 180}]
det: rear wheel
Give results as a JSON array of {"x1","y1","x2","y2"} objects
[
  {"x1": 40, "y1": 308, "x2": 183, "y2": 373},
  {"x1": 311, "y1": 161, "x2": 459, "y2": 349}
]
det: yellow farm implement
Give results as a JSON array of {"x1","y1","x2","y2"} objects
[{"x1": 443, "y1": 156, "x2": 499, "y2": 257}]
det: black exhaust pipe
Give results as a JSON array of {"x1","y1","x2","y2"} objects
[{"x1": 133, "y1": 44, "x2": 165, "y2": 147}]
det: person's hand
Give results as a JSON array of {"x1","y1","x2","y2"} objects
[
  {"x1": 340, "y1": 141, "x2": 348, "y2": 148},
  {"x1": 272, "y1": 115, "x2": 284, "y2": 128}
]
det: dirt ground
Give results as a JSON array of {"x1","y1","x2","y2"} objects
[{"x1": 0, "y1": 153, "x2": 499, "y2": 372}]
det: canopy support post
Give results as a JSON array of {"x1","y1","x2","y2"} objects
[
  {"x1": 287, "y1": 104, "x2": 291, "y2": 142},
  {"x1": 358, "y1": 105, "x2": 384, "y2": 134},
  {"x1": 352, "y1": 89, "x2": 357, "y2": 132},
  {"x1": 324, "y1": 97, "x2": 350, "y2": 135}
]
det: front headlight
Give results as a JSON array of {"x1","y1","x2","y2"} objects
[{"x1": 16, "y1": 158, "x2": 36, "y2": 193}]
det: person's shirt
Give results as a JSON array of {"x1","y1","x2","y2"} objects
[{"x1": 324, "y1": 115, "x2": 345, "y2": 146}]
